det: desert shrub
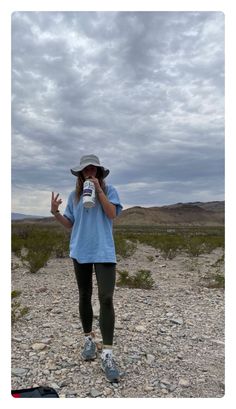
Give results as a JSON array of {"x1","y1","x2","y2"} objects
[
  {"x1": 203, "y1": 273, "x2": 225, "y2": 289},
  {"x1": 114, "y1": 234, "x2": 137, "y2": 257},
  {"x1": 11, "y1": 235, "x2": 25, "y2": 257},
  {"x1": 116, "y1": 269, "x2": 155, "y2": 289},
  {"x1": 21, "y1": 228, "x2": 55, "y2": 273},
  {"x1": 12, "y1": 224, "x2": 70, "y2": 272},
  {"x1": 24, "y1": 249, "x2": 51, "y2": 273},
  {"x1": 214, "y1": 274, "x2": 225, "y2": 288},
  {"x1": 11, "y1": 290, "x2": 29, "y2": 324},
  {"x1": 11, "y1": 289, "x2": 22, "y2": 298},
  {"x1": 114, "y1": 228, "x2": 224, "y2": 259}
]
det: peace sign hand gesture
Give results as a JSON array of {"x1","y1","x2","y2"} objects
[{"x1": 51, "y1": 192, "x2": 62, "y2": 214}]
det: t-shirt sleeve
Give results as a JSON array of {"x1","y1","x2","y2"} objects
[
  {"x1": 107, "y1": 185, "x2": 123, "y2": 216},
  {"x1": 63, "y1": 191, "x2": 75, "y2": 224}
]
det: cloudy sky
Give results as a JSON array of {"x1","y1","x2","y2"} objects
[{"x1": 11, "y1": 11, "x2": 224, "y2": 216}]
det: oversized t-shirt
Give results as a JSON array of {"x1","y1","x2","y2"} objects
[{"x1": 63, "y1": 184, "x2": 123, "y2": 263}]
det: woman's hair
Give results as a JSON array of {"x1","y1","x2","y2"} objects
[{"x1": 75, "y1": 167, "x2": 107, "y2": 202}]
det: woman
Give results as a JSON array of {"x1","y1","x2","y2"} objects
[{"x1": 50, "y1": 154, "x2": 123, "y2": 383}]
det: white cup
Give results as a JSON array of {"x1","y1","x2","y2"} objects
[{"x1": 83, "y1": 180, "x2": 96, "y2": 208}]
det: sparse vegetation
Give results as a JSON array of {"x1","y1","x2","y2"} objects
[
  {"x1": 114, "y1": 226, "x2": 224, "y2": 259},
  {"x1": 12, "y1": 223, "x2": 70, "y2": 273},
  {"x1": 114, "y1": 235, "x2": 137, "y2": 258},
  {"x1": 213, "y1": 274, "x2": 225, "y2": 288},
  {"x1": 12, "y1": 223, "x2": 224, "y2": 274},
  {"x1": 11, "y1": 290, "x2": 29, "y2": 324},
  {"x1": 116, "y1": 269, "x2": 155, "y2": 289}
]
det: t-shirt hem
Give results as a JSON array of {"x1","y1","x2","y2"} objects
[{"x1": 70, "y1": 253, "x2": 117, "y2": 264}]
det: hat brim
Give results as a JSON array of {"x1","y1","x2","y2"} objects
[{"x1": 70, "y1": 166, "x2": 109, "y2": 179}]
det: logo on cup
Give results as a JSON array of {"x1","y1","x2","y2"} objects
[{"x1": 83, "y1": 180, "x2": 96, "y2": 208}]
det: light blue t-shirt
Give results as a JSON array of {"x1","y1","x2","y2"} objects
[{"x1": 63, "y1": 184, "x2": 123, "y2": 264}]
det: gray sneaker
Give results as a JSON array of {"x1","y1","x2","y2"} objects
[
  {"x1": 101, "y1": 353, "x2": 120, "y2": 383},
  {"x1": 81, "y1": 337, "x2": 97, "y2": 361}
]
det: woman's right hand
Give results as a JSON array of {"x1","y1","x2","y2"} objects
[{"x1": 51, "y1": 192, "x2": 62, "y2": 213}]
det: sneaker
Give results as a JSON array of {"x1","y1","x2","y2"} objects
[
  {"x1": 101, "y1": 353, "x2": 120, "y2": 383},
  {"x1": 81, "y1": 336, "x2": 97, "y2": 361}
]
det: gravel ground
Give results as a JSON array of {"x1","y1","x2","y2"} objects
[{"x1": 11, "y1": 243, "x2": 224, "y2": 398}]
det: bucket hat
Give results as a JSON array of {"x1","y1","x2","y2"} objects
[{"x1": 70, "y1": 154, "x2": 110, "y2": 178}]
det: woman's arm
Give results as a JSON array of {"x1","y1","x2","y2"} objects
[
  {"x1": 96, "y1": 189, "x2": 116, "y2": 219},
  {"x1": 89, "y1": 177, "x2": 116, "y2": 219},
  {"x1": 51, "y1": 192, "x2": 73, "y2": 229}
]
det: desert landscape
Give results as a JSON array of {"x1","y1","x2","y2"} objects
[{"x1": 11, "y1": 201, "x2": 224, "y2": 398}]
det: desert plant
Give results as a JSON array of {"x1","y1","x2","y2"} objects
[
  {"x1": 24, "y1": 249, "x2": 51, "y2": 273},
  {"x1": 12, "y1": 224, "x2": 70, "y2": 272},
  {"x1": 214, "y1": 274, "x2": 225, "y2": 288},
  {"x1": 116, "y1": 269, "x2": 154, "y2": 289},
  {"x1": 114, "y1": 235, "x2": 137, "y2": 258},
  {"x1": 11, "y1": 290, "x2": 29, "y2": 324},
  {"x1": 204, "y1": 273, "x2": 225, "y2": 289}
]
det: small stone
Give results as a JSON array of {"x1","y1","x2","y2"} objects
[
  {"x1": 159, "y1": 327, "x2": 166, "y2": 334},
  {"x1": 135, "y1": 325, "x2": 146, "y2": 332},
  {"x1": 144, "y1": 385, "x2": 154, "y2": 392},
  {"x1": 12, "y1": 367, "x2": 29, "y2": 377},
  {"x1": 50, "y1": 382, "x2": 60, "y2": 390},
  {"x1": 170, "y1": 318, "x2": 183, "y2": 325},
  {"x1": 211, "y1": 339, "x2": 224, "y2": 345},
  {"x1": 65, "y1": 390, "x2": 77, "y2": 397},
  {"x1": 90, "y1": 388, "x2": 102, "y2": 398},
  {"x1": 111, "y1": 382, "x2": 119, "y2": 388},
  {"x1": 178, "y1": 378, "x2": 190, "y2": 387},
  {"x1": 169, "y1": 384, "x2": 177, "y2": 392},
  {"x1": 115, "y1": 322, "x2": 123, "y2": 329},
  {"x1": 161, "y1": 388, "x2": 168, "y2": 394},
  {"x1": 146, "y1": 354, "x2": 155, "y2": 364},
  {"x1": 93, "y1": 303, "x2": 100, "y2": 318},
  {"x1": 160, "y1": 378, "x2": 171, "y2": 387},
  {"x1": 31, "y1": 343, "x2": 48, "y2": 351}
]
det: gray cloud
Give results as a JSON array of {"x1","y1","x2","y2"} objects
[{"x1": 11, "y1": 11, "x2": 224, "y2": 215}]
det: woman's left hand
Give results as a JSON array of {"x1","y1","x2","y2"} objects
[{"x1": 90, "y1": 176, "x2": 101, "y2": 191}]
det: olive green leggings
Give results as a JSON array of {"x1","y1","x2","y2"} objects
[{"x1": 72, "y1": 260, "x2": 116, "y2": 345}]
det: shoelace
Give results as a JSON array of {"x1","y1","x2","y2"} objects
[
  {"x1": 104, "y1": 354, "x2": 116, "y2": 369},
  {"x1": 84, "y1": 338, "x2": 94, "y2": 351}
]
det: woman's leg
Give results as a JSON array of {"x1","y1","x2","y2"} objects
[
  {"x1": 94, "y1": 263, "x2": 120, "y2": 382},
  {"x1": 94, "y1": 263, "x2": 116, "y2": 346},
  {"x1": 72, "y1": 259, "x2": 93, "y2": 334}
]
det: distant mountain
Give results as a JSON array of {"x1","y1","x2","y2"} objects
[
  {"x1": 114, "y1": 201, "x2": 224, "y2": 226},
  {"x1": 11, "y1": 213, "x2": 44, "y2": 221},
  {"x1": 12, "y1": 201, "x2": 225, "y2": 226}
]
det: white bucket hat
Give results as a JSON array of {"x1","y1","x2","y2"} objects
[{"x1": 70, "y1": 154, "x2": 110, "y2": 178}]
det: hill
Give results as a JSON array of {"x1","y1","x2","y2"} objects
[
  {"x1": 114, "y1": 201, "x2": 224, "y2": 226},
  {"x1": 11, "y1": 213, "x2": 44, "y2": 221},
  {"x1": 12, "y1": 201, "x2": 224, "y2": 226}
]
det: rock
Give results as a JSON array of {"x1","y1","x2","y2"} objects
[
  {"x1": 146, "y1": 354, "x2": 155, "y2": 364},
  {"x1": 160, "y1": 378, "x2": 171, "y2": 387},
  {"x1": 170, "y1": 318, "x2": 184, "y2": 325},
  {"x1": 115, "y1": 321, "x2": 123, "y2": 329},
  {"x1": 90, "y1": 388, "x2": 102, "y2": 398},
  {"x1": 12, "y1": 368, "x2": 29, "y2": 377},
  {"x1": 93, "y1": 303, "x2": 100, "y2": 318},
  {"x1": 65, "y1": 390, "x2": 78, "y2": 397},
  {"x1": 178, "y1": 378, "x2": 191, "y2": 388},
  {"x1": 169, "y1": 384, "x2": 177, "y2": 392},
  {"x1": 31, "y1": 343, "x2": 48, "y2": 351},
  {"x1": 135, "y1": 325, "x2": 146, "y2": 332}
]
